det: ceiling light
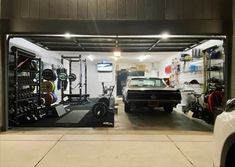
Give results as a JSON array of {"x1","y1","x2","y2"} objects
[
  {"x1": 87, "y1": 55, "x2": 94, "y2": 61},
  {"x1": 138, "y1": 55, "x2": 147, "y2": 62},
  {"x1": 64, "y1": 33, "x2": 71, "y2": 39},
  {"x1": 113, "y1": 50, "x2": 121, "y2": 57},
  {"x1": 161, "y1": 33, "x2": 170, "y2": 39}
]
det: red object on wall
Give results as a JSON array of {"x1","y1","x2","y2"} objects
[
  {"x1": 165, "y1": 65, "x2": 172, "y2": 74},
  {"x1": 207, "y1": 91, "x2": 224, "y2": 112}
]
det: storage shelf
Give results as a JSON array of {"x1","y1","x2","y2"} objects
[
  {"x1": 8, "y1": 47, "x2": 42, "y2": 126},
  {"x1": 17, "y1": 83, "x2": 39, "y2": 86},
  {"x1": 17, "y1": 96, "x2": 39, "y2": 102},
  {"x1": 17, "y1": 69, "x2": 38, "y2": 73}
]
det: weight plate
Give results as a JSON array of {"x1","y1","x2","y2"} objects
[
  {"x1": 42, "y1": 69, "x2": 57, "y2": 81},
  {"x1": 58, "y1": 73, "x2": 67, "y2": 81},
  {"x1": 40, "y1": 97, "x2": 46, "y2": 104},
  {"x1": 41, "y1": 81, "x2": 55, "y2": 93},
  {"x1": 42, "y1": 93, "x2": 54, "y2": 105},
  {"x1": 51, "y1": 93, "x2": 57, "y2": 103},
  {"x1": 69, "y1": 73, "x2": 76, "y2": 82},
  {"x1": 92, "y1": 102, "x2": 108, "y2": 119},
  {"x1": 30, "y1": 86, "x2": 35, "y2": 92},
  {"x1": 52, "y1": 82, "x2": 55, "y2": 92}
]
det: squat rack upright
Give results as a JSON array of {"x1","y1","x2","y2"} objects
[{"x1": 61, "y1": 55, "x2": 89, "y2": 104}]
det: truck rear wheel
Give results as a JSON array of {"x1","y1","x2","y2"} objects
[
  {"x1": 124, "y1": 102, "x2": 131, "y2": 113},
  {"x1": 163, "y1": 104, "x2": 173, "y2": 113}
]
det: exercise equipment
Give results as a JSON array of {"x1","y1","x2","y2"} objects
[
  {"x1": 69, "y1": 73, "x2": 76, "y2": 82},
  {"x1": 41, "y1": 81, "x2": 55, "y2": 92},
  {"x1": 58, "y1": 73, "x2": 67, "y2": 81},
  {"x1": 42, "y1": 93, "x2": 54, "y2": 105},
  {"x1": 42, "y1": 92, "x2": 57, "y2": 105},
  {"x1": 60, "y1": 55, "x2": 89, "y2": 105},
  {"x1": 40, "y1": 97, "x2": 46, "y2": 104},
  {"x1": 51, "y1": 93, "x2": 58, "y2": 103},
  {"x1": 92, "y1": 102, "x2": 108, "y2": 119},
  {"x1": 98, "y1": 97, "x2": 110, "y2": 107},
  {"x1": 57, "y1": 72, "x2": 77, "y2": 82},
  {"x1": 42, "y1": 69, "x2": 57, "y2": 81},
  {"x1": 92, "y1": 83, "x2": 115, "y2": 119}
]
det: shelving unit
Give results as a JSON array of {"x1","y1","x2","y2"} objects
[
  {"x1": 203, "y1": 46, "x2": 224, "y2": 91},
  {"x1": 203, "y1": 45, "x2": 225, "y2": 118},
  {"x1": 8, "y1": 46, "x2": 46, "y2": 125}
]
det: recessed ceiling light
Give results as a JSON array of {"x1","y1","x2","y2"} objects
[
  {"x1": 161, "y1": 33, "x2": 170, "y2": 39},
  {"x1": 64, "y1": 33, "x2": 71, "y2": 39}
]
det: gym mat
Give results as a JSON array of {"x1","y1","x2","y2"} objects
[
  {"x1": 77, "y1": 110, "x2": 114, "y2": 127},
  {"x1": 56, "y1": 110, "x2": 89, "y2": 124},
  {"x1": 18, "y1": 109, "x2": 114, "y2": 127}
]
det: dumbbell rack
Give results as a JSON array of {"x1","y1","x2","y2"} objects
[{"x1": 8, "y1": 47, "x2": 45, "y2": 126}]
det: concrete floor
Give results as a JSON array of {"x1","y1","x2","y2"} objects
[
  {"x1": 115, "y1": 101, "x2": 213, "y2": 132},
  {"x1": 0, "y1": 101, "x2": 214, "y2": 167}
]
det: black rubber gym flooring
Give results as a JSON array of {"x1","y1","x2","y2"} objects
[
  {"x1": 16, "y1": 98, "x2": 115, "y2": 128},
  {"x1": 17, "y1": 110, "x2": 114, "y2": 128}
]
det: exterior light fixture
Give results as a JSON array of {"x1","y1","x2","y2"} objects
[
  {"x1": 113, "y1": 50, "x2": 121, "y2": 57},
  {"x1": 64, "y1": 33, "x2": 71, "y2": 39},
  {"x1": 161, "y1": 33, "x2": 170, "y2": 39}
]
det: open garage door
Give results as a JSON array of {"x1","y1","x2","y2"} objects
[{"x1": 4, "y1": 34, "x2": 227, "y2": 132}]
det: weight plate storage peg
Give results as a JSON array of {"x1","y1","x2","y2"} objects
[
  {"x1": 41, "y1": 81, "x2": 55, "y2": 92},
  {"x1": 42, "y1": 69, "x2": 57, "y2": 81},
  {"x1": 92, "y1": 102, "x2": 108, "y2": 119}
]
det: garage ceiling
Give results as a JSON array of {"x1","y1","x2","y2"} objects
[{"x1": 25, "y1": 35, "x2": 214, "y2": 52}]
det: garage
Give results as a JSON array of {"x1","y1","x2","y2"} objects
[
  {"x1": 0, "y1": 0, "x2": 234, "y2": 167},
  {"x1": 5, "y1": 34, "x2": 226, "y2": 131}
]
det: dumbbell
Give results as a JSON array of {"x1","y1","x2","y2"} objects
[
  {"x1": 25, "y1": 115, "x2": 32, "y2": 121},
  {"x1": 9, "y1": 93, "x2": 15, "y2": 99},
  {"x1": 26, "y1": 106, "x2": 31, "y2": 112},
  {"x1": 18, "y1": 93, "x2": 22, "y2": 99},
  {"x1": 19, "y1": 107, "x2": 24, "y2": 113},
  {"x1": 20, "y1": 93, "x2": 26, "y2": 99},
  {"x1": 9, "y1": 108, "x2": 15, "y2": 115},
  {"x1": 31, "y1": 114, "x2": 38, "y2": 121},
  {"x1": 16, "y1": 108, "x2": 20, "y2": 114}
]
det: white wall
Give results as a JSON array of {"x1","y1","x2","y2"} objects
[
  {"x1": 10, "y1": 38, "x2": 61, "y2": 65},
  {"x1": 70, "y1": 61, "x2": 160, "y2": 98},
  {"x1": 157, "y1": 40, "x2": 224, "y2": 84},
  {"x1": 71, "y1": 60, "x2": 116, "y2": 98}
]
